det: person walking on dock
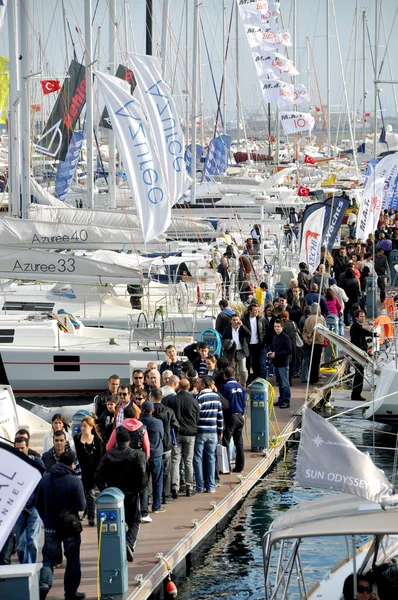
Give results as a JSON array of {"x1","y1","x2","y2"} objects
[
  {"x1": 74, "y1": 417, "x2": 104, "y2": 527},
  {"x1": 350, "y1": 310, "x2": 378, "y2": 401},
  {"x1": 194, "y1": 376, "x2": 224, "y2": 494},
  {"x1": 93, "y1": 374, "x2": 120, "y2": 419},
  {"x1": 96, "y1": 427, "x2": 148, "y2": 563},
  {"x1": 37, "y1": 450, "x2": 86, "y2": 600},
  {"x1": 220, "y1": 367, "x2": 246, "y2": 473},
  {"x1": 167, "y1": 379, "x2": 200, "y2": 498},
  {"x1": 139, "y1": 401, "x2": 165, "y2": 513},
  {"x1": 302, "y1": 303, "x2": 326, "y2": 386},
  {"x1": 222, "y1": 313, "x2": 250, "y2": 386},
  {"x1": 270, "y1": 319, "x2": 292, "y2": 409}
]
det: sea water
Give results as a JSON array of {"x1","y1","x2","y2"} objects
[{"x1": 176, "y1": 416, "x2": 396, "y2": 599}]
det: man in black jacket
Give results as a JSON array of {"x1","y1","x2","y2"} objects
[
  {"x1": 37, "y1": 451, "x2": 86, "y2": 600},
  {"x1": 139, "y1": 401, "x2": 165, "y2": 513},
  {"x1": 96, "y1": 427, "x2": 148, "y2": 562},
  {"x1": 222, "y1": 314, "x2": 251, "y2": 385},
  {"x1": 215, "y1": 299, "x2": 235, "y2": 334},
  {"x1": 297, "y1": 262, "x2": 312, "y2": 295},
  {"x1": 241, "y1": 303, "x2": 269, "y2": 382},
  {"x1": 374, "y1": 247, "x2": 390, "y2": 302},
  {"x1": 350, "y1": 310, "x2": 378, "y2": 401},
  {"x1": 333, "y1": 247, "x2": 349, "y2": 282},
  {"x1": 150, "y1": 388, "x2": 180, "y2": 504},
  {"x1": 271, "y1": 319, "x2": 292, "y2": 409},
  {"x1": 166, "y1": 379, "x2": 200, "y2": 497},
  {"x1": 93, "y1": 374, "x2": 120, "y2": 419}
]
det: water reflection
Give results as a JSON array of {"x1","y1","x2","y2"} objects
[{"x1": 176, "y1": 416, "x2": 397, "y2": 600}]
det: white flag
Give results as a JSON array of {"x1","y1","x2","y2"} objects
[
  {"x1": 0, "y1": 442, "x2": 43, "y2": 552},
  {"x1": 293, "y1": 84, "x2": 309, "y2": 104},
  {"x1": 299, "y1": 206, "x2": 325, "y2": 273},
  {"x1": 238, "y1": 1, "x2": 280, "y2": 25},
  {"x1": 261, "y1": 79, "x2": 295, "y2": 106},
  {"x1": 0, "y1": 0, "x2": 7, "y2": 33},
  {"x1": 377, "y1": 152, "x2": 398, "y2": 209},
  {"x1": 244, "y1": 25, "x2": 292, "y2": 50},
  {"x1": 253, "y1": 50, "x2": 300, "y2": 78},
  {"x1": 128, "y1": 53, "x2": 191, "y2": 207},
  {"x1": 280, "y1": 111, "x2": 315, "y2": 135},
  {"x1": 355, "y1": 176, "x2": 384, "y2": 241},
  {"x1": 296, "y1": 407, "x2": 392, "y2": 503},
  {"x1": 95, "y1": 71, "x2": 171, "y2": 243}
]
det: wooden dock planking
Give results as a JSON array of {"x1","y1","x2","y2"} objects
[{"x1": 34, "y1": 380, "x2": 317, "y2": 600}]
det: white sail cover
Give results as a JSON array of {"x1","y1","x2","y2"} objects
[
  {"x1": 0, "y1": 217, "x2": 148, "y2": 249},
  {"x1": 95, "y1": 71, "x2": 171, "y2": 242},
  {"x1": 0, "y1": 247, "x2": 142, "y2": 284},
  {"x1": 129, "y1": 53, "x2": 191, "y2": 207},
  {"x1": 26, "y1": 205, "x2": 216, "y2": 238}
]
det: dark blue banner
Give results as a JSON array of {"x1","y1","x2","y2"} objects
[
  {"x1": 202, "y1": 135, "x2": 231, "y2": 182},
  {"x1": 55, "y1": 132, "x2": 84, "y2": 202},
  {"x1": 300, "y1": 195, "x2": 349, "y2": 252},
  {"x1": 184, "y1": 144, "x2": 203, "y2": 176},
  {"x1": 387, "y1": 174, "x2": 398, "y2": 210}
]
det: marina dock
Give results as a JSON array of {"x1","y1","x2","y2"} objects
[{"x1": 37, "y1": 382, "x2": 316, "y2": 600}]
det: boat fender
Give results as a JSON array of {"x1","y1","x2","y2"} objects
[{"x1": 166, "y1": 578, "x2": 177, "y2": 597}]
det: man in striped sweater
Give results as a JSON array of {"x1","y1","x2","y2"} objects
[{"x1": 193, "y1": 376, "x2": 224, "y2": 494}]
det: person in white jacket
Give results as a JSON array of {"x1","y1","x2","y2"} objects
[
  {"x1": 329, "y1": 278, "x2": 349, "y2": 336},
  {"x1": 42, "y1": 413, "x2": 75, "y2": 454}
]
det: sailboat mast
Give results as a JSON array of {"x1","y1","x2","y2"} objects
[
  {"x1": 146, "y1": 0, "x2": 153, "y2": 55},
  {"x1": 190, "y1": 1, "x2": 199, "y2": 206},
  {"x1": 373, "y1": 0, "x2": 379, "y2": 158},
  {"x1": 85, "y1": 0, "x2": 94, "y2": 209},
  {"x1": 8, "y1": 0, "x2": 20, "y2": 218},
  {"x1": 19, "y1": 0, "x2": 32, "y2": 219},
  {"x1": 353, "y1": 1, "x2": 358, "y2": 149},
  {"x1": 235, "y1": 5, "x2": 240, "y2": 148},
  {"x1": 161, "y1": 0, "x2": 170, "y2": 80},
  {"x1": 362, "y1": 10, "x2": 366, "y2": 149},
  {"x1": 108, "y1": 0, "x2": 117, "y2": 210},
  {"x1": 326, "y1": 0, "x2": 331, "y2": 157},
  {"x1": 222, "y1": 0, "x2": 227, "y2": 134}
]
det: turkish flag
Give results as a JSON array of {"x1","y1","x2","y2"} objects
[
  {"x1": 40, "y1": 79, "x2": 61, "y2": 95},
  {"x1": 304, "y1": 154, "x2": 315, "y2": 165},
  {"x1": 298, "y1": 186, "x2": 310, "y2": 196}
]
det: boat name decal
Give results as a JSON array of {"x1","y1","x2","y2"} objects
[
  {"x1": 304, "y1": 469, "x2": 370, "y2": 490},
  {"x1": 31, "y1": 231, "x2": 88, "y2": 244},
  {"x1": 12, "y1": 258, "x2": 76, "y2": 273}
]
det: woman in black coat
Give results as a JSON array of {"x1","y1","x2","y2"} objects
[{"x1": 74, "y1": 416, "x2": 104, "y2": 526}]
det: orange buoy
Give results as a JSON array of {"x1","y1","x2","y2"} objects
[
  {"x1": 374, "y1": 315, "x2": 394, "y2": 344},
  {"x1": 166, "y1": 579, "x2": 178, "y2": 597}
]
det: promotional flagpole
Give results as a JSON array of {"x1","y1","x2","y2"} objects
[
  {"x1": 161, "y1": 0, "x2": 170, "y2": 80},
  {"x1": 108, "y1": 0, "x2": 117, "y2": 210},
  {"x1": 235, "y1": 4, "x2": 240, "y2": 149},
  {"x1": 326, "y1": 0, "x2": 331, "y2": 161},
  {"x1": 190, "y1": 1, "x2": 199, "y2": 207},
  {"x1": 8, "y1": 0, "x2": 20, "y2": 218},
  {"x1": 85, "y1": 0, "x2": 94, "y2": 209},
  {"x1": 362, "y1": 10, "x2": 367, "y2": 151}
]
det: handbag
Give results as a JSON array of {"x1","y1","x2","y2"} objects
[
  {"x1": 217, "y1": 444, "x2": 230, "y2": 474},
  {"x1": 51, "y1": 476, "x2": 83, "y2": 537},
  {"x1": 295, "y1": 332, "x2": 304, "y2": 348}
]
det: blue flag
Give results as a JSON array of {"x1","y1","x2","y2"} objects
[
  {"x1": 55, "y1": 132, "x2": 84, "y2": 201},
  {"x1": 184, "y1": 144, "x2": 203, "y2": 176},
  {"x1": 202, "y1": 135, "x2": 231, "y2": 182},
  {"x1": 300, "y1": 196, "x2": 350, "y2": 253}
]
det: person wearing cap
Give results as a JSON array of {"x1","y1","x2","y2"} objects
[
  {"x1": 95, "y1": 427, "x2": 148, "y2": 563},
  {"x1": 37, "y1": 451, "x2": 86, "y2": 600},
  {"x1": 139, "y1": 401, "x2": 165, "y2": 514}
]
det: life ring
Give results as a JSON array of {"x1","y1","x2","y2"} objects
[
  {"x1": 374, "y1": 315, "x2": 394, "y2": 344},
  {"x1": 382, "y1": 298, "x2": 396, "y2": 319}
]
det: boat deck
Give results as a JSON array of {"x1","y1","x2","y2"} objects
[{"x1": 30, "y1": 380, "x2": 320, "y2": 600}]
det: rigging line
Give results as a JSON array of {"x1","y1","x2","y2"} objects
[
  {"x1": 380, "y1": 8, "x2": 398, "y2": 119},
  {"x1": 377, "y1": 4, "x2": 398, "y2": 80},
  {"x1": 92, "y1": 0, "x2": 100, "y2": 26},
  {"x1": 199, "y1": 14, "x2": 224, "y2": 131},
  {"x1": 213, "y1": 1, "x2": 235, "y2": 139},
  {"x1": 41, "y1": 0, "x2": 60, "y2": 58},
  {"x1": 170, "y1": 1, "x2": 185, "y2": 94}
]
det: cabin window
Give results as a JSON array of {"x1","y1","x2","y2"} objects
[
  {"x1": 2, "y1": 301, "x2": 55, "y2": 312},
  {"x1": 0, "y1": 329, "x2": 15, "y2": 343},
  {"x1": 53, "y1": 355, "x2": 80, "y2": 371}
]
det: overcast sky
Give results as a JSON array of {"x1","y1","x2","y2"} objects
[{"x1": 2, "y1": 1, "x2": 397, "y2": 128}]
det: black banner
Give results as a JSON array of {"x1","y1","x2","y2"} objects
[
  {"x1": 99, "y1": 64, "x2": 136, "y2": 129},
  {"x1": 35, "y1": 60, "x2": 86, "y2": 162}
]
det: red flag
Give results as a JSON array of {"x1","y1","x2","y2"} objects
[
  {"x1": 304, "y1": 154, "x2": 315, "y2": 165},
  {"x1": 298, "y1": 186, "x2": 310, "y2": 197},
  {"x1": 40, "y1": 79, "x2": 61, "y2": 95}
]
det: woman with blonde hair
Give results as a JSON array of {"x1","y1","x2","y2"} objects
[{"x1": 74, "y1": 416, "x2": 104, "y2": 526}]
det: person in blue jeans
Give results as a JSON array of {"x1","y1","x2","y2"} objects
[
  {"x1": 139, "y1": 400, "x2": 165, "y2": 513},
  {"x1": 271, "y1": 319, "x2": 292, "y2": 409},
  {"x1": 36, "y1": 450, "x2": 86, "y2": 600},
  {"x1": 194, "y1": 376, "x2": 224, "y2": 493}
]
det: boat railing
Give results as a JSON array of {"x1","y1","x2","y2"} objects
[{"x1": 127, "y1": 316, "x2": 176, "y2": 351}]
